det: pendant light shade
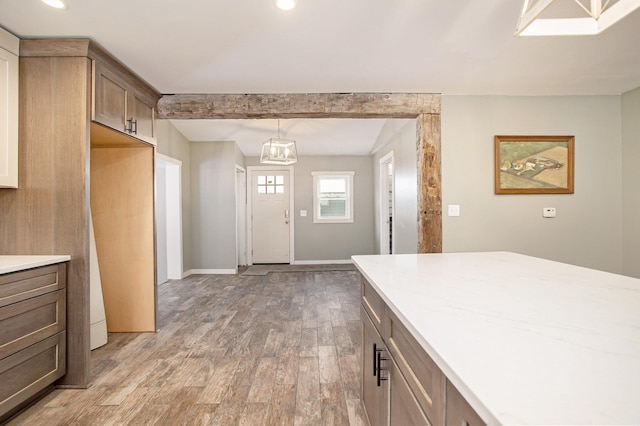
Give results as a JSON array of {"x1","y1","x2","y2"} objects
[
  {"x1": 260, "y1": 120, "x2": 298, "y2": 165},
  {"x1": 516, "y1": 0, "x2": 640, "y2": 36}
]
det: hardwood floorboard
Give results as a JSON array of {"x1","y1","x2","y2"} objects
[{"x1": 7, "y1": 270, "x2": 367, "y2": 425}]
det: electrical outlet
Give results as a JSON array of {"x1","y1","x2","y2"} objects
[{"x1": 543, "y1": 207, "x2": 556, "y2": 218}]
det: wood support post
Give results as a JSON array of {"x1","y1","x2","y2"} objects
[{"x1": 416, "y1": 113, "x2": 442, "y2": 253}]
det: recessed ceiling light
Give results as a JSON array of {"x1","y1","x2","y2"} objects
[
  {"x1": 41, "y1": 0, "x2": 67, "y2": 9},
  {"x1": 275, "y1": 0, "x2": 296, "y2": 11}
]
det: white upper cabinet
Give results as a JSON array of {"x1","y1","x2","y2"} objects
[{"x1": 0, "y1": 27, "x2": 19, "y2": 188}]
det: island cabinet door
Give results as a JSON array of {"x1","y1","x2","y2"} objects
[
  {"x1": 362, "y1": 307, "x2": 389, "y2": 426},
  {"x1": 446, "y1": 381, "x2": 486, "y2": 426},
  {"x1": 388, "y1": 356, "x2": 430, "y2": 426}
]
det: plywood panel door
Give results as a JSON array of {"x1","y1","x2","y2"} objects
[{"x1": 90, "y1": 146, "x2": 155, "y2": 332}]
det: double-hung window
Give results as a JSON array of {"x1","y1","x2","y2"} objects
[{"x1": 312, "y1": 171, "x2": 354, "y2": 223}]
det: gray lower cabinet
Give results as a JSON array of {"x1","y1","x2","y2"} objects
[
  {"x1": 360, "y1": 276, "x2": 484, "y2": 426},
  {"x1": 0, "y1": 263, "x2": 67, "y2": 422}
]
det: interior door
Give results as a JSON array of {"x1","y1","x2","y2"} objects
[{"x1": 251, "y1": 170, "x2": 290, "y2": 264}]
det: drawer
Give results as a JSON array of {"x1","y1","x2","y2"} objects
[
  {"x1": 0, "y1": 290, "x2": 66, "y2": 360},
  {"x1": 361, "y1": 278, "x2": 385, "y2": 335},
  {"x1": 0, "y1": 264, "x2": 66, "y2": 308},
  {"x1": 446, "y1": 380, "x2": 486, "y2": 426},
  {"x1": 0, "y1": 332, "x2": 66, "y2": 420},
  {"x1": 386, "y1": 308, "x2": 445, "y2": 426}
]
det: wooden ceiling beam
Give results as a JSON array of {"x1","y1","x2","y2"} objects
[{"x1": 157, "y1": 93, "x2": 440, "y2": 120}]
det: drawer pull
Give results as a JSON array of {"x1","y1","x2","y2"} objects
[{"x1": 376, "y1": 349, "x2": 389, "y2": 387}]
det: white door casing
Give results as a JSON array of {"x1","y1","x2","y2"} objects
[
  {"x1": 155, "y1": 154, "x2": 183, "y2": 280},
  {"x1": 247, "y1": 166, "x2": 294, "y2": 265},
  {"x1": 236, "y1": 166, "x2": 247, "y2": 267},
  {"x1": 380, "y1": 151, "x2": 395, "y2": 255}
]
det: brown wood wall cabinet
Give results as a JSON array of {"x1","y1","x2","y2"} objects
[
  {"x1": 0, "y1": 38, "x2": 160, "y2": 388},
  {"x1": 0, "y1": 263, "x2": 67, "y2": 422},
  {"x1": 360, "y1": 277, "x2": 485, "y2": 426},
  {"x1": 93, "y1": 60, "x2": 157, "y2": 145}
]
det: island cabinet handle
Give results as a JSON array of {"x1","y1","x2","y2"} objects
[
  {"x1": 376, "y1": 350, "x2": 389, "y2": 387},
  {"x1": 373, "y1": 343, "x2": 378, "y2": 376}
]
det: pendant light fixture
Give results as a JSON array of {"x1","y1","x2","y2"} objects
[
  {"x1": 516, "y1": 0, "x2": 640, "y2": 36},
  {"x1": 260, "y1": 120, "x2": 298, "y2": 165}
]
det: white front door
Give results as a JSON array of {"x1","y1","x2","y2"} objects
[{"x1": 251, "y1": 170, "x2": 291, "y2": 264}]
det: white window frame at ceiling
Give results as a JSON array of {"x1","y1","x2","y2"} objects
[{"x1": 312, "y1": 171, "x2": 355, "y2": 224}]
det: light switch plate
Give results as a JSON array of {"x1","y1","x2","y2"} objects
[
  {"x1": 543, "y1": 207, "x2": 556, "y2": 218},
  {"x1": 448, "y1": 205, "x2": 460, "y2": 217},
  {"x1": 300, "y1": 210, "x2": 307, "y2": 217}
]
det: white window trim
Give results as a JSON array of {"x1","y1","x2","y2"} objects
[{"x1": 312, "y1": 171, "x2": 355, "y2": 224}]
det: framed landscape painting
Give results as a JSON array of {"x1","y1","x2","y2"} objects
[{"x1": 494, "y1": 135, "x2": 574, "y2": 194}]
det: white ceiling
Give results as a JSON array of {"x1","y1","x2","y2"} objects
[
  {"x1": 2, "y1": 0, "x2": 640, "y2": 155},
  {"x1": 170, "y1": 119, "x2": 393, "y2": 157}
]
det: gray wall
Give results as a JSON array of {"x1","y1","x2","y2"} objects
[
  {"x1": 622, "y1": 87, "x2": 640, "y2": 278},
  {"x1": 246, "y1": 156, "x2": 375, "y2": 261},
  {"x1": 441, "y1": 95, "x2": 624, "y2": 274},
  {"x1": 371, "y1": 119, "x2": 418, "y2": 254},
  {"x1": 156, "y1": 120, "x2": 193, "y2": 273},
  {"x1": 190, "y1": 141, "x2": 239, "y2": 270}
]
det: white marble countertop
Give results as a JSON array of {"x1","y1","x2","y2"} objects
[
  {"x1": 352, "y1": 252, "x2": 640, "y2": 425},
  {"x1": 0, "y1": 255, "x2": 71, "y2": 275}
]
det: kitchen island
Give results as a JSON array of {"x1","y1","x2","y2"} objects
[{"x1": 352, "y1": 252, "x2": 640, "y2": 425}]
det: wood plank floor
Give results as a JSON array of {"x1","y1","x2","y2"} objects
[{"x1": 8, "y1": 270, "x2": 368, "y2": 426}]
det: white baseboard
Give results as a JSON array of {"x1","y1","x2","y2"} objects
[
  {"x1": 292, "y1": 259, "x2": 353, "y2": 265},
  {"x1": 183, "y1": 269, "x2": 237, "y2": 276}
]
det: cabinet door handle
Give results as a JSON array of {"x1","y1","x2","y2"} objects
[
  {"x1": 376, "y1": 349, "x2": 389, "y2": 386},
  {"x1": 373, "y1": 343, "x2": 378, "y2": 376},
  {"x1": 125, "y1": 118, "x2": 137, "y2": 134}
]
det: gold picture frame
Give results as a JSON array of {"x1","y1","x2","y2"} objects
[{"x1": 495, "y1": 135, "x2": 574, "y2": 194}]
